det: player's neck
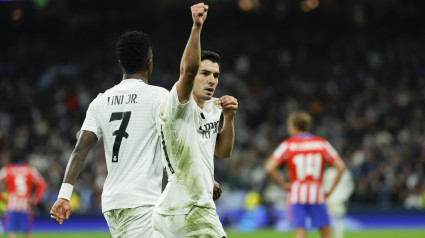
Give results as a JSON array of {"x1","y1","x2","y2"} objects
[
  {"x1": 193, "y1": 93, "x2": 206, "y2": 109},
  {"x1": 294, "y1": 131, "x2": 312, "y2": 137},
  {"x1": 122, "y1": 72, "x2": 148, "y2": 84}
]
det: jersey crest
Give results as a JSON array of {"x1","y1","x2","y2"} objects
[{"x1": 213, "y1": 99, "x2": 222, "y2": 109}]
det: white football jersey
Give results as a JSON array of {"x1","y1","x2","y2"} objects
[
  {"x1": 81, "y1": 79, "x2": 168, "y2": 212},
  {"x1": 155, "y1": 83, "x2": 222, "y2": 215}
]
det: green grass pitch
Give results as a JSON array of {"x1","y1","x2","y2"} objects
[{"x1": 1, "y1": 229, "x2": 424, "y2": 238}]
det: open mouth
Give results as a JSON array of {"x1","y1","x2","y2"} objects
[{"x1": 205, "y1": 88, "x2": 214, "y2": 95}]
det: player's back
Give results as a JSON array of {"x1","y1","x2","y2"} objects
[
  {"x1": 0, "y1": 163, "x2": 44, "y2": 212},
  {"x1": 81, "y1": 79, "x2": 168, "y2": 212},
  {"x1": 273, "y1": 133, "x2": 340, "y2": 204}
]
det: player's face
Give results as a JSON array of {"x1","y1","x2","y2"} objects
[{"x1": 193, "y1": 60, "x2": 220, "y2": 102}]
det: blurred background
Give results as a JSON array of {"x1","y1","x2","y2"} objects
[{"x1": 1, "y1": 0, "x2": 425, "y2": 235}]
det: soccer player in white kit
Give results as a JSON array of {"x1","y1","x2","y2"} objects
[
  {"x1": 324, "y1": 168, "x2": 354, "y2": 238},
  {"x1": 152, "y1": 3, "x2": 238, "y2": 238},
  {"x1": 50, "y1": 31, "x2": 169, "y2": 238}
]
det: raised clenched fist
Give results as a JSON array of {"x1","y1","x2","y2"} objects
[{"x1": 191, "y1": 3, "x2": 209, "y2": 28}]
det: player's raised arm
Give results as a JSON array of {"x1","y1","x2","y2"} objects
[
  {"x1": 176, "y1": 3, "x2": 209, "y2": 103},
  {"x1": 50, "y1": 130, "x2": 97, "y2": 225}
]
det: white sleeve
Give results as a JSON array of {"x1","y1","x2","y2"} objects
[
  {"x1": 154, "y1": 88, "x2": 169, "y2": 136},
  {"x1": 272, "y1": 142, "x2": 288, "y2": 164},
  {"x1": 324, "y1": 141, "x2": 340, "y2": 162},
  {"x1": 159, "y1": 82, "x2": 193, "y2": 123},
  {"x1": 81, "y1": 98, "x2": 102, "y2": 139}
]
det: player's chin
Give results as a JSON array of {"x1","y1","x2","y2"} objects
[{"x1": 202, "y1": 94, "x2": 213, "y2": 101}]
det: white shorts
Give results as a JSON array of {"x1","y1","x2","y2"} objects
[
  {"x1": 152, "y1": 206, "x2": 227, "y2": 238},
  {"x1": 103, "y1": 205, "x2": 154, "y2": 238},
  {"x1": 326, "y1": 201, "x2": 347, "y2": 216}
]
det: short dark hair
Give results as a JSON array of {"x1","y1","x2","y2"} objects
[
  {"x1": 201, "y1": 50, "x2": 221, "y2": 65},
  {"x1": 288, "y1": 110, "x2": 312, "y2": 132},
  {"x1": 116, "y1": 31, "x2": 151, "y2": 74},
  {"x1": 11, "y1": 149, "x2": 25, "y2": 163}
]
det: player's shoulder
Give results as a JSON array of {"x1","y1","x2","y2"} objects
[
  {"x1": 20, "y1": 163, "x2": 34, "y2": 172},
  {"x1": 2, "y1": 164, "x2": 13, "y2": 170},
  {"x1": 145, "y1": 84, "x2": 169, "y2": 96},
  {"x1": 310, "y1": 135, "x2": 327, "y2": 142},
  {"x1": 145, "y1": 85, "x2": 169, "y2": 107},
  {"x1": 127, "y1": 81, "x2": 169, "y2": 98},
  {"x1": 283, "y1": 136, "x2": 298, "y2": 143},
  {"x1": 87, "y1": 93, "x2": 105, "y2": 107},
  {"x1": 4, "y1": 163, "x2": 30, "y2": 171},
  {"x1": 274, "y1": 137, "x2": 293, "y2": 152},
  {"x1": 309, "y1": 136, "x2": 335, "y2": 149},
  {"x1": 283, "y1": 135, "x2": 327, "y2": 150},
  {"x1": 93, "y1": 92, "x2": 105, "y2": 100}
]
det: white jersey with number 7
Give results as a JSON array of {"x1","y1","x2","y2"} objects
[{"x1": 81, "y1": 79, "x2": 169, "y2": 212}]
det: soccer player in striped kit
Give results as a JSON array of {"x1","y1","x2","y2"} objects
[
  {"x1": 265, "y1": 110, "x2": 346, "y2": 238},
  {"x1": 0, "y1": 150, "x2": 47, "y2": 238}
]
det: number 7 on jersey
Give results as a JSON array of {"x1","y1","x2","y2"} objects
[{"x1": 109, "y1": 111, "x2": 131, "y2": 162}]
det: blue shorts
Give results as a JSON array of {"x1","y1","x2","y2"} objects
[
  {"x1": 6, "y1": 211, "x2": 32, "y2": 232},
  {"x1": 289, "y1": 204, "x2": 330, "y2": 229}
]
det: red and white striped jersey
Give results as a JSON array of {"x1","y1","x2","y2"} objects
[
  {"x1": 0, "y1": 163, "x2": 47, "y2": 212},
  {"x1": 272, "y1": 133, "x2": 340, "y2": 204}
]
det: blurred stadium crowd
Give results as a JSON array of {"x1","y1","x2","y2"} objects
[{"x1": 1, "y1": 0, "x2": 425, "y2": 218}]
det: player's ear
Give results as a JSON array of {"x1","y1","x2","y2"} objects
[
  {"x1": 118, "y1": 59, "x2": 125, "y2": 71},
  {"x1": 146, "y1": 48, "x2": 153, "y2": 72},
  {"x1": 118, "y1": 60, "x2": 127, "y2": 74},
  {"x1": 147, "y1": 58, "x2": 153, "y2": 68},
  {"x1": 146, "y1": 58, "x2": 153, "y2": 75}
]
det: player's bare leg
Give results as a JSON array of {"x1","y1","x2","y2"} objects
[
  {"x1": 9, "y1": 232, "x2": 17, "y2": 238},
  {"x1": 25, "y1": 232, "x2": 32, "y2": 238},
  {"x1": 294, "y1": 228, "x2": 307, "y2": 238},
  {"x1": 319, "y1": 225, "x2": 333, "y2": 238}
]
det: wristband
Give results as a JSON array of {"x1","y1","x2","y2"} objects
[{"x1": 58, "y1": 183, "x2": 74, "y2": 201}]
